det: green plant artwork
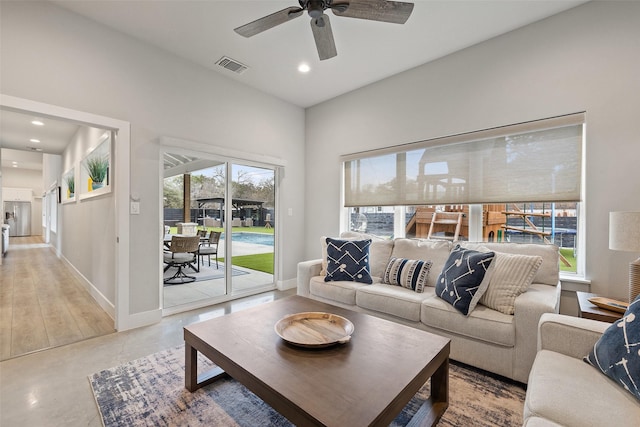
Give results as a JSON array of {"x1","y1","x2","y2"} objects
[
  {"x1": 85, "y1": 155, "x2": 109, "y2": 184},
  {"x1": 65, "y1": 174, "x2": 75, "y2": 194}
]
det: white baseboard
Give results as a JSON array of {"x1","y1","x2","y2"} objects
[
  {"x1": 58, "y1": 250, "x2": 115, "y2": 320},
  {"x1": 277, "y1": 278, "x2": 297, "y2": 291},
  {"x1": 118, "y1": 309, "x2": 162, "y2": 331}
]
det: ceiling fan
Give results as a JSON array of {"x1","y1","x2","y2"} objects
[{"x1": 234, "y1": 0, "x2": 414, "y2": 61}]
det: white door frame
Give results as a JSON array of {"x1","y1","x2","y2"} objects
[
  {"x1": 0, "y1": 94, "x2": 132, "y2": 330},
  {"x1": 159, "y1": 137, "x2": 285, "y2": 315}
]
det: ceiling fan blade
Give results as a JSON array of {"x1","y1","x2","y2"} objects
[
  {"x1": 332, "y1": 0, "x2": 414, "y2": 24},
  {"x1": 234, "y1": 7, "x2": 304, "y2": 38},
  {"x1": 310, "y1": 14, "x2": 337, "y2": 60}
]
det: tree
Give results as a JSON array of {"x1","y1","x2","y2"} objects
[{"x1": 163, "y1": 175, "x2": 183, "y2": 208}]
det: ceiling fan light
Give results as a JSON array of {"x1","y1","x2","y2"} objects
[{"x1": 307, "y1": 0, "x2": 325, "y2": 18}]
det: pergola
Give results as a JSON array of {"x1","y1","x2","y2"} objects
[{"x1": 196, "y1": 197, "x2": 265, "y2": 222}]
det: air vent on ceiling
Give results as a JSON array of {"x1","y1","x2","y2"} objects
[{"x1": 215, "y1": 56, "x2": 248, "y2": 74}]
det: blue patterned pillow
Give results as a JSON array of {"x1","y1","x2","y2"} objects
[
  {"x1": 435, "y1": 245, "x2": 495, "y2": 316},
  {"x1": 383, "y1": 258, "x2": 433, "y2": 293},
  {"x1": 324, "y1": 238, "x2": 373, "y2": 284},
  {"x1": 584, "y1": 295, "x2": 640, "y2": 401}
]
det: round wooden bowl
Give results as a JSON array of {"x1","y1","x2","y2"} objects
[{"x1": 275, "y1": 312, "x2": 354, "y2": 348}]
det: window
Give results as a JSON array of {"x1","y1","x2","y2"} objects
[{"x1": 342, "y1": 114, "x2": 585, "y2": 276}]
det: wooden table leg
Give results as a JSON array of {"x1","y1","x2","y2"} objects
[
  {"x1": 185, "y1": 341, "x2": 229, "y2": 392},
  {"x1": 185, "y1": 342, "x2": 198, "y2": 392}
]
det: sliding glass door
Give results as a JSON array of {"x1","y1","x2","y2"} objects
[
  {"x1": 162, "y1": 151, "x2": 276, "y2": 312},
  {"x1": 230, "y1": 164, "x2": 275, "y2": 295}
]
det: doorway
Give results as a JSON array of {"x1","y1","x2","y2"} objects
[
  {"x1": 162, "y1": 149, "x2": 277, "y2": 313},
  {"x1": 0, "y1": 94, "x2": 131, "y2": 330}
]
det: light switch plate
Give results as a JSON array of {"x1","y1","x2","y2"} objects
[{"x1": 130, "y1": 201, "x2": 140, "y2": 215}]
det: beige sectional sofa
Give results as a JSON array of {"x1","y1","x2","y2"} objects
[
  {"x1": 524, "y1": 314, "x2": 640, "y2": 426},
  {"x1": 297, "y1": 233, "x2": 561, "y2": 383}
]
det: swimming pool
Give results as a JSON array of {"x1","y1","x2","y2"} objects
[{"x1": 220, "y1": 232, "x2": 274, "y2": 246}]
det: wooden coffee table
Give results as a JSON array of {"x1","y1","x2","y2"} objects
[
  {"x1": 184, "y1": 296, "x2": 449, "y2": 426},
  {"x1": 184, "y1": 295, "x2": 450, "y2": 426}
]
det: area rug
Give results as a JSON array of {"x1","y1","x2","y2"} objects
[
  {"x1": 89, "y1": 346, "x2": 525, "y2": 426},
  {"x1": 163, "y1": 263, "x2": 247, "y2": 284}
]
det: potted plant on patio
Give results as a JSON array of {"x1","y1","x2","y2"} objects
[{"x1": 85, "y1": 155, "x2": 109, "y2": 190}]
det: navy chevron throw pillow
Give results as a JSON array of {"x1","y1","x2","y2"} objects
[{"x1": 324, "y1": 238, "x2": 373, "y2": 284}]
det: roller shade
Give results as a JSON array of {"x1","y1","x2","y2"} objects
[{"x1": 343, "y1": 113, "x2": 584, "y2": 207}]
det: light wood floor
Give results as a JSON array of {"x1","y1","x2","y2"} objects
[{"x1": 0, "y1": 236, "x2": 115, "y2": 361}]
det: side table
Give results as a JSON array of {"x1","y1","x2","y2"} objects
[{"x1": 576, "y1": 291, "x2": 624, "y2": 323}]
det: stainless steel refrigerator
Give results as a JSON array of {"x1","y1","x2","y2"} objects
[{"x1": 4, "y1": 201, "x2": 31, "y2": 237}]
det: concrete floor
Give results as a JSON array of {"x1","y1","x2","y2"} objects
[{"x1": 0, "y1": 288, "x2": 296, "y2": 426}]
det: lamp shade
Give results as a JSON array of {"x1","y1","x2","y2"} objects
[{"x1": 609, "y1": 211, "x2": 640, "y2": 252}]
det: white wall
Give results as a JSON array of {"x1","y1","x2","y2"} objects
[
  {"x1": 1, "y1": 1, "x2": 305, "y2": 316},
  {"x1": 305, "y1": 1, "x2": 640, "y2": 302},
  {"x1": 58, "y1": 126, "x2": 116, "y2": 303},
  {"x1": 2, "y1": 166, "x2": 44, "y2": 236}
]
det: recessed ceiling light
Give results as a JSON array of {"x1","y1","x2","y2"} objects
[
  {"x1": 30, "y1": 138, "x2": 40, "y2": 143},
  {"x1": 298, "y1": 63, "x2": 311, "y2": 73},
  {"x1": 12, "y1": 164, "x2": 18, "y2": 167},
  {"x1": 31, "y1": 120, "x2": 44, "y2": 126},
  {"x1": 12, "y1": 161, "x2": 18, "y2": 165}
]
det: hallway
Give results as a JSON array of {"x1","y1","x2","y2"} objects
[{"x1": 0, "y1": 236, "x2": 114, "y2": 361}]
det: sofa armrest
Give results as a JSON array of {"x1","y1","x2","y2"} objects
[
  {"x1": 297, "y1": 259, "x2": 322, "y2": 297},
  {"x1": 537, "y1": 313, "x2": 609, "y2": 359},
  {"x1": 513, "y1": 283, "x2": 561, "y2": 382}
]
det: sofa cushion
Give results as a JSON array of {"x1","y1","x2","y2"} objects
[
  {"x1": 523, "y1": 417, "x2": 564, "y2": 427},
  {"x1": 356, "y1": 284, "x2": 433, "y2": 322},
  {"x1": 310, "y1": 276, "x2": 371, "y2": 305},
  {"x1": 525, "y1": 350, "x2": 640, "y2": 427},
  {"x1": 435, "y1": 245, "x2": 495, "y2": 315},
  {"x1": 390, "y1": 239, "x2": 452, "y2": 288},
  {"x1": 367, "y1": 240, "x2": 395, "y2": 279},
  {"x1": 461, "y1": 242, "x2": 559, "y2": 286},
  {"x1": 421, "y1": 297, "x2": 515, "y2": 347},
  {"x1": 479, "y1": 251, "x2": 543, "y2": 315},
  {"x1": 584, "y1": 295, "x2": 640, "y2": 401},
  {"x1": 383, "y1": 257, "x2": 433, "y2": 293},
  {"x1": 324, "y1": 238, "x2": 373, "y2": 284},
  {"x1": 320, "y1": 233, "x2": 394, "y2": 279}
]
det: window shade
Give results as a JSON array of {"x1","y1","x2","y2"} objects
[{"x1": 343, "y1": 113, "x2": 584, "y2": 207}]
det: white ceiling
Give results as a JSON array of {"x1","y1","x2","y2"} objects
[
  {"x1": 1, "y1": 0, "x2": 587, "y2": 171},
  {"x1": 51, "y1": 0, "x2": 587, "y2": 108},
  {"x1": 0, "y1": 109, "x2": 80, "y2": 170}
]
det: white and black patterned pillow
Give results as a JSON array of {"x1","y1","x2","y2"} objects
[
  {"x1": 324, "y1": 238, "x2": 373, "y2": 284},
  {"x1": 584, "y1": 295, "x2": 640, "y2": 401},
  {"x1": 436, "y1": 245, "x2": 495, "y2": 316},
  {"x1": 383, "y1": 257, "x2": 433, "y2": 293}
]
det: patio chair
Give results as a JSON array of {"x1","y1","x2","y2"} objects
[
  {"x1": 163, "y1": 235, "x2": 200, "y2": 284},
  {"x1": 198, "y1": 231, "x2": 221, "y2": 269}
]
